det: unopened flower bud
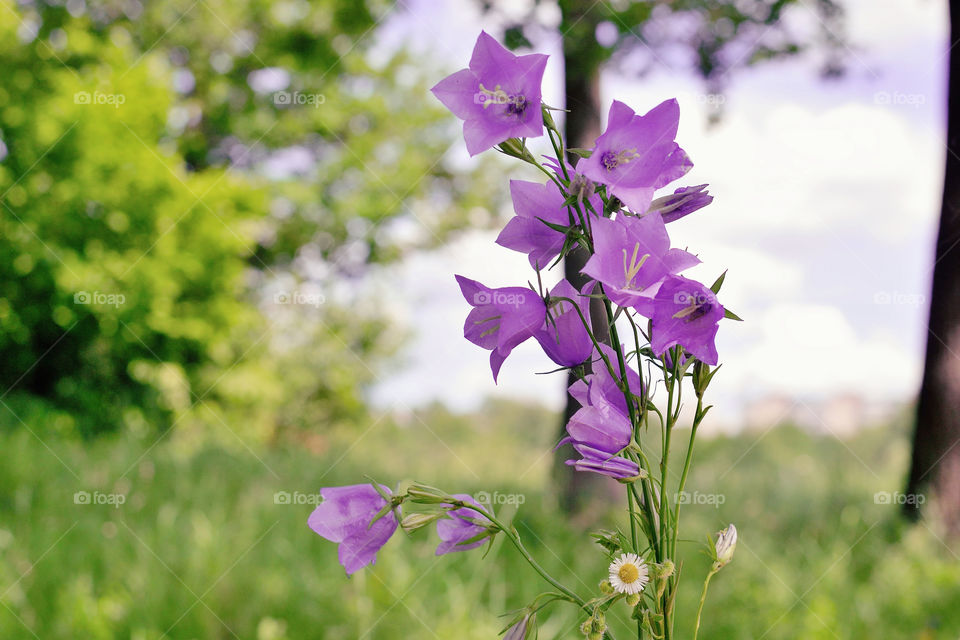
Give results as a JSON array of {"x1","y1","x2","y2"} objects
[
  {"x1": 541, "y1": 104, "x2": 558, "y2": 131},
  {"x1": 599, "y1": 579, "x2": 614, "y2": 594},
  {"x1": 405, "y1": 485, "x2": 450, "y2": 504},
  {"x1": 657, "y1": 559, "x2": 675, "y2": 579},
  {"x1": 625, "y1": 592, "x2": 641, "y2": 606},
  {"x1": 400, "y1": 512, "x2": 441, "y2": 532},
  {"x1": 591, "y1": 613, "x2": 606, "y2": 633},
  {"x1": 714, "y1": 523, "x2": 737, "y2": 568},
  {"x1": 503, "y1": 613, "x2": 534, "y2": 640},
  {"x1": 647, "y1": 183, "x2": 713, "y2": 223}
]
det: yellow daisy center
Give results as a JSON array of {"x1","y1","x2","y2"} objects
[{"x1": 618, "y1": 563, "x2": 640, "y2": 584}]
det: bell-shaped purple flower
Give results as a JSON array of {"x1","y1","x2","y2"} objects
[
  {"x1": 435, "y1": 494, "x2": 491, "y2": 555},
  {"x1": 565, "y1": 393, "x2": 633, "y2": 457},
  {"x1": 581, "y1": 214, "x2": 699, "y2": 314},
  {"x1": 308, "y1": 484, "x2": 398, "y2": 576},
  {"x1": 534, "y1": 279, "x2": 593, "y2": 368},
  {"x1": 561, "y1": 344, "x2": 644, "y2": 479},
  {"x1": 650, "y1": 275, "x2": 725, "y2": 366},
  {"x1": 577, "y1": 99, "x2": 692, "y2": 213},
  {"x1": 455, "y1": 275, "x2": 546, "y2": 382},
  {"x1": 649, "y1": 184, "x2": 714, "y2": 223},
  {"x1": 431, "y1": 31, "x2": 548, "y2": 156},
  {"x1": 496, "y1": 179, "x2": 602, "y2": 270}
]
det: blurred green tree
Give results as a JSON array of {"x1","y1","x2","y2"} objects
[{"x1": 0, "y1": 0, "x2": 491, "y2": 439}]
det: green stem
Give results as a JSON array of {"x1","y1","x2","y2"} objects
[
  {"x1": 672, "y1": 396, "x2": 706, "y2": 558},
  {"x1": 480, "y1": 509, "x2": 583, "y2": 606},
  {"x1": 693, "y1": 569, "x2": 717, "y2": 640},
  {"x1": 627, "y1": 482, "x2": 640, "y2": 553},
  {"x1": 451, "y1": 498, "x2": 618, "y2": 639},
  {"x1": 600, "y1": 295, "x2": 661, "y2": 566}
]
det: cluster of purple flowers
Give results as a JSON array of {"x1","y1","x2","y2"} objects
[
  {"x1": 308, "y1": 31, "x2": 730, "y2": 588},
  {"x1": 438, "y1": 32, "x2": 726, "y2": 479},
  {"x1": 308, "y1": 483, "x2": 491, "y2": 575}
]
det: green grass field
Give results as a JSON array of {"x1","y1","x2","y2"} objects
[{"x1": 1, "y1": 401, "x2": 958, "y2": 639}]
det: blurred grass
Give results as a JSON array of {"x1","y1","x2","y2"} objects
[{"x1": 1, "y1": 401, "x2": 959, "y2": 639}]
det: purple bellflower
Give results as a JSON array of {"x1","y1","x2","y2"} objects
[
  {"x1": 431, "y1": 31, "x2": 548, "y2": 156},
  {"x1": 567, "y1": 343, "x2": 645, "y2": 426},
  {"x1": 455, "y1": 275, "x2": 546, "y2": 382},
  {"x1": 650, "y1": 275, "x2": 725, "y2": 366},
  {"x1": 534, "y1": 279, "x2": 594, "y2": 368},
  {"x1": 496, "y1": 179, "x2": 602, "y2": 270},
  {"x1": 581, "y1": 214, "x2": 699, "y2": 314},
  {"x1": 561, "y1": 344, "x2": 644, "y2": 479},
  {"x1": 649, "y1": 184, "x2": 714, "y2": 223},
  {"x1": 577, "y1": 99, "x2": 692, "y2": 213},
  {"x1": 308, "y1": 484, "x2": 398, "y2": 576},
  {"x1": 435, "y1": 494, "x2": 491, "y2": 555}
]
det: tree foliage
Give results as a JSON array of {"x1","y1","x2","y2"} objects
[{"x1": 0, "y1": 0, "x2": 489, "y2": 438}]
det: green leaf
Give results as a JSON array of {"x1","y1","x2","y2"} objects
[{"x1": 710, "y1": 270, "x2": 728, "y2": 294}]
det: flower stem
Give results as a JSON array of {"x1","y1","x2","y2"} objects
[
  {"x1": 693, "y1": 568, "x2": 717, "y2": 640},
  {"x1": 480, "y1": 509, "x2": 583, "y2": 605}
]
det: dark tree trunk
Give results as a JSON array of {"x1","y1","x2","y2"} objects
[
  {"x1": 905, "y1": 0, "x2": 960, "y2": 536},
  {"x1": 553, "y1": 0, "x2": 616, "y2": 513}
]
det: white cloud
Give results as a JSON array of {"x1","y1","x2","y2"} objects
[{"x1": 722, "y1": 302, "x2": 919, "y2": 398}]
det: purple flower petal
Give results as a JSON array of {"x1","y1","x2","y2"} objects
[
  {"x1": 456, "y1": 275, "x2": 546, "y2": 381},
  {"x1": 649, "y1": 276, "x2": 724, "y2": 365},
  {"x1": 577, "y1": 99, "x2": 692, "y2": 209},
  {"x1": 535, "y1": 279, "x2": 593, "y2": 367},
  {"x1": 308, "y1": 484, "x2": 399, "y2": 576},
  {"x1": 431, "y1": 31, "x2": 548, "y2": 156}
]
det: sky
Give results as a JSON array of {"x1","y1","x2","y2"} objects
[{"x1": 368, "y1": 0, "x2": 949, "y2": 428}]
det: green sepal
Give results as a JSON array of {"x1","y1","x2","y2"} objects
[
  {"x1": 368, "y1": 502, "x2": 395, "y2": 529},
  {"x1": 724, "y1": 308, "x2": 743, "y2": 321},
  {"x1": 709, "y1": 270, "x2": 727, "y2": 294}
]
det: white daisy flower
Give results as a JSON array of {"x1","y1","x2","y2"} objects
[{"x1": 608, "y1": 552, "x2": 649, "y2": 595}]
